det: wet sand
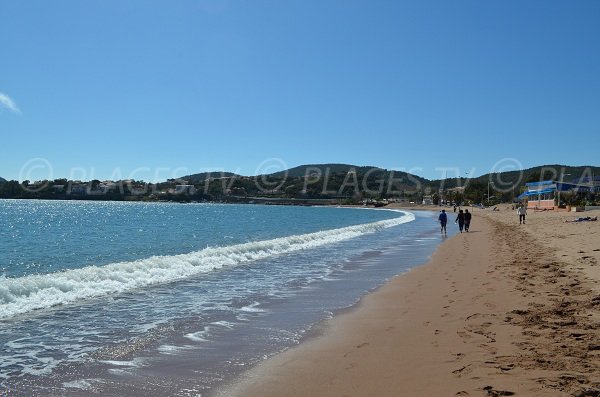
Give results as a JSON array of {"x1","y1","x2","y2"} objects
[{"x1": 220, "y1": 207, "x2": 600, "y2": 396}]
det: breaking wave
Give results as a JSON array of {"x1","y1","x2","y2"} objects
[{"x1": 0, "y1": 210, "x2": 414, "y2": 320}]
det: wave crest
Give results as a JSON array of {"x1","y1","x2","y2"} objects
[{"x1": 0, "y1": 211, "x2": 414, "y2": 320}]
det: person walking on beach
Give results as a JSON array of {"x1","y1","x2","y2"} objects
[
  {"x1": 438, "y1": 209, "x2": 448, "y2": 234},
  {"x1": 455, "y1": 209, "x2": 465, "y2": 233},
  {"x1": 517, "y1": 205, "x2": 527, "y2": 224},
  {"x1": 464, "y1": 209, "x2": 472, "y2": 232}
]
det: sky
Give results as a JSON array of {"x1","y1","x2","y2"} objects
[{"x1": 1, "y1": 0, "x2": 599, "y2": 182}]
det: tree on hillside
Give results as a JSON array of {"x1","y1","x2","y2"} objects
[{"x1": 525, "y1": 168, "x2": 560, "y2": 183}]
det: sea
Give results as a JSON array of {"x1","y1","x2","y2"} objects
[{"x1": 0, "y1": 200, "x2": 452, "y2": 396}]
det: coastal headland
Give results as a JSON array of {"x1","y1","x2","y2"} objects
[{"x1": 220, "y1": 206, "x2": 600, "y2": 396}]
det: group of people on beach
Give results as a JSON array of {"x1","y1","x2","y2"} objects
[
  {"x1": 439, "y1": 204, "x2": 597, "y2": 232},
  {"x1": 437, "y1": 209, "x2": 471, "y2": 234}
]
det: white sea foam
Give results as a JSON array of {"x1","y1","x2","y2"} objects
[
  {"x1": 98, "y1": 358, "x2": 145, "y2": 368},
  {"x1": 20, "y1": 355, "x2": 59, "y2": 376},
  {"x1": 239, "y1": 302, "x2": 265, "y2": 313},
  {"x1": 211, "y1": 320, "x2": 236, "y2": 329},
  {"x1": 184, "y1": 327, "x2": 211, "y2": 342},
  {"x1": 63, "y1": 379, "x2": 93, "y2": 389},
  {"x1": 0, "y1": 211, "x2": 414, "y2": 320},
  {"x1": 157, "y1": 344, "x2": 193, "y2": 355}
]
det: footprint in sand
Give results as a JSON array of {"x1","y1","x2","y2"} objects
[
  {"x1": 452, "y1": 364, "x2": 473, "y2": 377},
  {"x1": 465, "y1": 313, "x2": 484, "y2": 320},
  {"x1": 483, "y1": 386, "x2": 515, "y2": 396},
  {"x1": 498, "y1": 364, "x2": 515, "y2": 372}
]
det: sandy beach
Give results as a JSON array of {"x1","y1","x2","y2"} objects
[{"x1": 220, "y1": 207, "x2": 600, "y2": 397}]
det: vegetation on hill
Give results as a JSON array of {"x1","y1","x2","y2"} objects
[
  {"x1": 181, "y1": 171, "x2": 240, "y2": 183},
  {"x1": 1, "y1": 164, "x2": 598, "y2": 206},
  {"x1": 428, "y1": 165, "x2": 600, "y2": 206}
]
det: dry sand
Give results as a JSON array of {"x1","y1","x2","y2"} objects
[{"x1": 220, "y1": 207, "x2": 600, "y2": 397}]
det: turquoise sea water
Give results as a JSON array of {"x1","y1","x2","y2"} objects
[
  {"x1": 0, "y1": 200, "x2": 402, "y2": 279},
  {"x1": 0, "y1": 200, "x2": 449, "y2": 396}
]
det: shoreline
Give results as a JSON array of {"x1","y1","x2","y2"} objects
[
  {"x1": 218, "y1": 207, "x2": 600, "y2": 396},
  {"x1": 0, "y1": 204, "x2": 443, "y2": 396}
]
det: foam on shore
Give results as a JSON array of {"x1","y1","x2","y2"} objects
[{"x1": 0, "y1": 211, "x2": 414, "y2": 320}]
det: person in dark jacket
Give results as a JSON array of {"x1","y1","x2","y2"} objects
[
  {"x1": 464, "y1": 209, "x2": 472, "y2": 232},
  {"x1": 455, "y1": 209, "x2": 465, "y2": 233},
  {"x1": 438, "y1": 209, "x2": 448, "y2": 234}
]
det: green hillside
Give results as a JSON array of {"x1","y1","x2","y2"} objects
[
  {"x1": 482, "y1": 164, "x2": 600, "y2": 185},
  {"x1": 430, "y1": 164, "x2": 600, "y2": 189},
  {"x1": 1, "y1": 163, "x2": 598, "y2": 206},
  {"x1": 181, "y1": 171, "x2": 240, "y2": 183},
  {"x1": 269, "y1": 163, "x2": 387, "y2": 177}
]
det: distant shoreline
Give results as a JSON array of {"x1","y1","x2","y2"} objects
[{"x1": 2, "y1": 163, "x2": 598, "y2": 208}]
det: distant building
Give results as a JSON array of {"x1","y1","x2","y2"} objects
[
  {"x1": 99, "y1": 181, "x2": 117, "y2": 191},
  {"x1": 69, "y1": 184, "x2": 87, "y2": 195},
  {"x1": 518, "y1": 180, "x2": 595, "y2": 210},
  {"x1": 422, "y1": 195, "x2": 433, "y2": 205},
  {"x1": 574, "y1": 176, "x2": 600, "y2": 192}
]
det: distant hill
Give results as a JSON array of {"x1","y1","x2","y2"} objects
[
  {"x1": 267, "y1": 163, "x2": 385, "y2": 178},
  {"x1": 266, "y1": 163, "x2": 430, "y2": 183},
  {"x1": 429, "y1": 164, "x2": 600, "y2": 190},
  {"x1": 179, "y1": 164, "x2": 600, "y2": 188},
  {"x1": 181, "y1": 171, "x2": 240, "y2": 183},
  {"x1": 471, "y1": 164, "x2": 600, "y2": 191},
  {"x1": 180, "y1": 163, "x2": 431, "y2": 186},
  {"x1": 0, "y1": 176, "x2": 6, "y2": 182},
  {"x1": 2, "y1": 163, "x2": 598, "y2": 204},
  {"x1": 176, "y1": 163, "x2": 431, "y2": 198}
]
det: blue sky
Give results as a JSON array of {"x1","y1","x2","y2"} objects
[{"x1": 1, "y1": 0, "x2": 599, "y2": 182}]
